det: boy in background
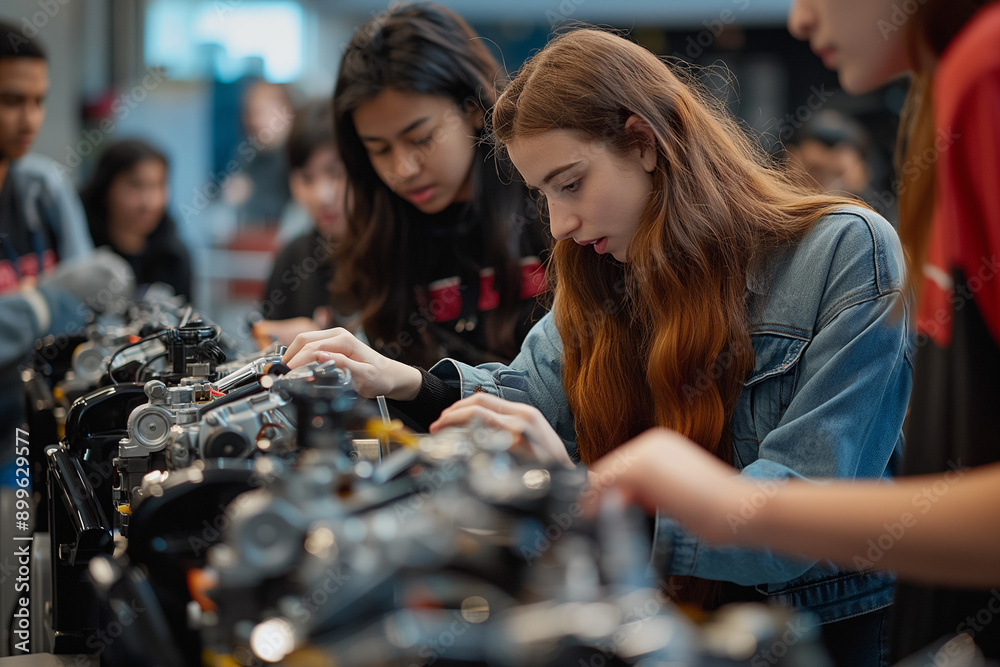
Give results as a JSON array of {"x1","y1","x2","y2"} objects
[{"x1": 252, "y1": 100, "x2": 347, "y2": 348}]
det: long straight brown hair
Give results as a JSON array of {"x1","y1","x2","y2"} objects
[
  {"x1": 895, "y1": 0, "x2": 989, "y2": 306},
  {"x1": 492, "y1": 29, "x2": 864, "y2": 468}
]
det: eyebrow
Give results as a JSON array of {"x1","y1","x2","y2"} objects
[
  {"x1": 358, "y1": 116, "x2": 430, "y2": 142},
  {"x1": 526, "y1": 161, "x2": 580, "y2": 190}
]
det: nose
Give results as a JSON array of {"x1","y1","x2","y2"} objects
[
  {"x1": 394, "y1": 149, "x2": 422, "y2": 181},
  {"x1": 547, "y1": 200, "x2": 581, "y2": 242},
  {"x1": 22, "y1": 102, "x2": 44, "y2": 134},
  {"x1": 787, "y1": 0, "x2": 815, "y2": 41},
  {"x1": 140, "y1": 189, "x2": 162, "y2": 213}
]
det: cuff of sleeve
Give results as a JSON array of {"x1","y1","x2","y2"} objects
[
  {"x1": 387, "y1": 367, "x2": 461, "y2": 431},
  {"x1": 20, "y1": 287, "x2": 51, "y2": 333},
  {"x1": 37, "y1": 285, "x2": 88, "y2": 337},
  {"x1": 427, "y1": 358, "x2": 501, "y2": 397}
]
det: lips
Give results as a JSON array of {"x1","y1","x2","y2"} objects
[
  {"x1": 813, "y1": 45, "x2": 837, "y2": 68},
  {"x1": 575, "y1": 237, "x2": 609, "y2": 254},
  {"x1": 405, "y1": 185, "x2": 436, "y2": 205}
]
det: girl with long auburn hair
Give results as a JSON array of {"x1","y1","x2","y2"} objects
[
  {"x1": 329, "y1": 2, "x2": 547, "y2": 369},
  {"x1": 590, "y1": 0, "x2": 1000, "y2": 663},
  {"x1": 285, "y1": 28, "x2": 911, "y2": 666}
]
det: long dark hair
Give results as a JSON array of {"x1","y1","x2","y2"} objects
[
  {"x1": 332, "y1": 2, "x2": 535, "y2": 366},
  {"x1": 80, "y1": 138, "x2": 171, "y2": 246}
]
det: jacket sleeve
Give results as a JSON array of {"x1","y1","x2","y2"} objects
[
  {"x1": 0, "y1": 286, "x2": 87, "y2": 374},
  {"x1": 656, "y1": 222, "x2": 913, "y2": 586},
  {"x1": 428, "y1": 311, "x2": 579, "y2": 460},
  {"x1": 23, "y1": 154, "x2": 94, "y2": 261}
]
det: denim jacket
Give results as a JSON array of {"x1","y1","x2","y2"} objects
[{"x1": 429, "y1": 206, "x2": 913, "y2": 624}]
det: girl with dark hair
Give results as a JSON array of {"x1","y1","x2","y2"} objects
[
  {"x1": 80, "y1": 139, "x2": 191, "y2": 299},
  {"x1": 329, "y1": 2, "x2": 547, "y2": 368},
  {"x1": 285, "y1": 28, "x2": 911, "y2": 666}
]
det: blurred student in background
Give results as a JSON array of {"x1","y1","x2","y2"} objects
[
  {"x1": 253, "y1": 100, "x2": 347, "y2": 347},
  {"x1": 784, "y1": 108, "x2": 892, "y2": 221},
  {"x1": 0, "y1": 21, "x2": 132, "y2": 622},
  {"x1": 80, "y1": 139, "x2": 192, "y2": 300},
  {"x1": 222, "y1": 79, "x2": 293, "y2": 229},
  {"x1": 0, "y1": 19, "x2": 132, "y2": 422}
]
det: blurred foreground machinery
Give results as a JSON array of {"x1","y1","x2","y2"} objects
[{"x1": 16, "y1": 295, "x2": 836, "y2": 666}]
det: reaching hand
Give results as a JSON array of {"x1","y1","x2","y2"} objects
[
  {"x1": 282, "y1": 327, "x2": 422, "y2": 400},
  {"x1": 431, "y1": 392, "x2": 576, "y2": 469},
  {"x1": 586, "y1": 428, "x2": 747, "y2": 541}
]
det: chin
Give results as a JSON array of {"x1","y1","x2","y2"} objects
[
  {"x1": 840, "y1": 66, "x2": 909, "y2": 96},
  {"x1": 4, "y1": 146, "x2": 30, "y2": 161},
  {"x1": 412, "y1": 198, "x2": 448, "y2": 215}
]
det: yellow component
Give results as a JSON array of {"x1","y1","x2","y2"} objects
[
  {"x1": 117, "y1": 504, "x2": 132, "y2": 516},
  {"x1": 283, "y1": 647, "x2": 336, "y2": 666},
  {"x1": 201, "y1": 650, "x2": 242, "y2": 667},
  {"x1": 53, "y1": 387, "x2": 67, "y2": 440},
  {"x1": 366, "y1": 417, "x2": 419, "y2": 449}
]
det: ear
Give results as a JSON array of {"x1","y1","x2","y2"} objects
[
  {"x1": 465, "y1": 101, "x2": 485, "y2": 131},
  {"x1": 625, "y1": 114, "x2": 657, "y2": 173}
]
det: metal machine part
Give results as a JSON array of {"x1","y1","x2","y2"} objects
[
  {"x1": 113, "y1": 361, "x2": 361, "y2": 526},
  {"x1": 189, "y1": 426, "x2": 675, "y2": 665},
  {"x1": 176, "y1": 423, "x2": 834, "y2": 667},
  {"x1": 114, "y1": 379, "x2": 212, "y2": 528}
]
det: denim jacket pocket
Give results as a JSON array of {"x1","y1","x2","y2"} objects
[
  {"x1": 731, "y1": 332, "x2": 809, "y2": 468},
  {"x1": 753, "y1": 567, "x2": 895, "y2": 623}
]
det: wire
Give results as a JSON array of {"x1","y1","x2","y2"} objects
[
  {"x1": 197, "y1": 383, "x2": 262, "y2": 418},
  {"x1": 107, "y1": 330, "x2": 170, "y2": 385},
  {"x1": 135, "y1": 351, "x2": 168, "y2": 383}
]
